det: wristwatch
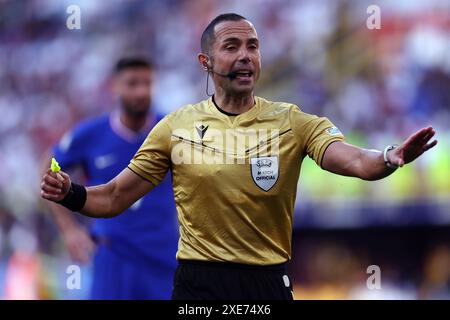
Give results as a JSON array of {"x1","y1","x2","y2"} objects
[{"x1": 383, "y1": 145, "x2": 399, "y2": 169}]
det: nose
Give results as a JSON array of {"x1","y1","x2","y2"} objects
[
  {"x1": 136, "y1": 83, "x2": 150, "y2": 97},
  {"x1": 237, "y1": 48, "x2": 250, "y2": 63}
]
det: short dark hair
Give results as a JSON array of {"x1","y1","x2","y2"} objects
[
  {"x1": 114, "y1": 57, "x2": 154, "y2": 74},
  {"x1": 200, "y1": 13, "x2": 247, "y2": 54}
]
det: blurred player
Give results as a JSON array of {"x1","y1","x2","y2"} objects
[
  {"x1": 44, "y1": 57, "x2": 178, "y2": 299},
  {"x1": 41, "y1": 14, "x2": 438, "y2": 299}
]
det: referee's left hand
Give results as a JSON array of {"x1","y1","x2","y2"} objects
[{"x1": 387, "y1": 126, "x2": 438, "y2": 167}]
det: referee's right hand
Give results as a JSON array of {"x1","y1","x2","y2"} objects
[{"x1": 41, "y1": 169, "x2": 72, "y2": 202}]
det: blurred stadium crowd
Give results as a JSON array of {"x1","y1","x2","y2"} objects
[{"x1": 0, "y1": 0, "x2": 449, "y2": 299}]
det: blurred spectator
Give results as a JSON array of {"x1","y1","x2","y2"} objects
[{"x1": 419, "y1": 245, "x2": 450, "y2": 299}]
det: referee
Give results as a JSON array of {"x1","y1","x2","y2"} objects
[{"x1": 41, "y1": 13, "x2": 437, "y2": 300}]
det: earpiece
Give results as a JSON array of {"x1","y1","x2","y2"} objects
[{"x1": 203, "y1": 59, "x2": 210, "y2": 70}]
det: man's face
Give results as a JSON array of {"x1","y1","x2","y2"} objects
[
  {"x1": 209, "y1": 20, "x2": 261, "y2": 96},
  {"x1": 114, "y1": 67, "x2": 153, "y2": 117}
]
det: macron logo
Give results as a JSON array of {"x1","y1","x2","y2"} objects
[{"x1": 196, "y1": 124, "x2": 209, "y2": 140}]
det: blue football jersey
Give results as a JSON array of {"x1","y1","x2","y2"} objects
[{"x1": 52, "y1": 111, "x2": 178, "y2": 270}]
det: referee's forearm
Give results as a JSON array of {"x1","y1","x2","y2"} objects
[
  {"x1": 357, "y1": 149, "x2": 396, "y2": 181},
  {"x1": 79, "y1": 183, "x2": 122, "y2": 218}
]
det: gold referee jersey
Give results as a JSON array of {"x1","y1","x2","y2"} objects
[{"x1": 128, "y1": 96, "x2": 344, "y2": 265}]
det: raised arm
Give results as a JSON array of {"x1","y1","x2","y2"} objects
[
  {"x1": 322, "y1": 126, "x2": 437, "y2": 181},
  {"x1": 41, "y1": 168, "x2": 155, "y2": 218}
]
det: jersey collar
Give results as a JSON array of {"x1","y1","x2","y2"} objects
[
  {"x1": 207, "y1": 96, "x2": 261, "y2": 123},
  {"x1": 109, "y1": 110, "x2": 155, "y2": 143}
]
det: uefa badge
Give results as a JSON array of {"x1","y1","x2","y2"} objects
[{"x1": 250, "y1": 156, "x2": 279, "y2": 191}]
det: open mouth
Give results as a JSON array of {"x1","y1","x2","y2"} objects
[{"x1": 234, "y1": 71, "x2": 253, "y2": 79}]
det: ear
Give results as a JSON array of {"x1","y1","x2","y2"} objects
[{"x1": 198, "y1": 53, "x2": 210, "y2": 70}]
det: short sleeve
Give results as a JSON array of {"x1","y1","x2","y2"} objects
[
  {"x1": 128, "y1": 117, "x2": 172, "y2": 186},
  {"x1": 290, "y1": 106, "x2": 345, "y2": 167}
]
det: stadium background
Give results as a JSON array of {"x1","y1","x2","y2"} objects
[{"x1": 0, "y1": 0, "x2": 449, "y2": 299}]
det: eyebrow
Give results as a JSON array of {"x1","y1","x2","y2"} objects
[{"x1": 222, "y1": 37, "x2": 259, "y2": 44}]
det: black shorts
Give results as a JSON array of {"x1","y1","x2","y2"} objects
[{"x1": 172, "y1": 260, "x2": 294, "y2": 300}]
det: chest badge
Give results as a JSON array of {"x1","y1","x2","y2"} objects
[{"x1": 250, "y1": 156, "x2": 279, "y2": 192}]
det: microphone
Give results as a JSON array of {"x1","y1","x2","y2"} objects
[
  {"x1": 203, "y1": 60, "x2": 238, "y2": 80},
  {"x1": 210, "y1": 69, "x2": 237, "y2": 80}
]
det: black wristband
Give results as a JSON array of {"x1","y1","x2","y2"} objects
[{"x1": 58, "y1": 182, "x2": 87, "y2": 212}]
